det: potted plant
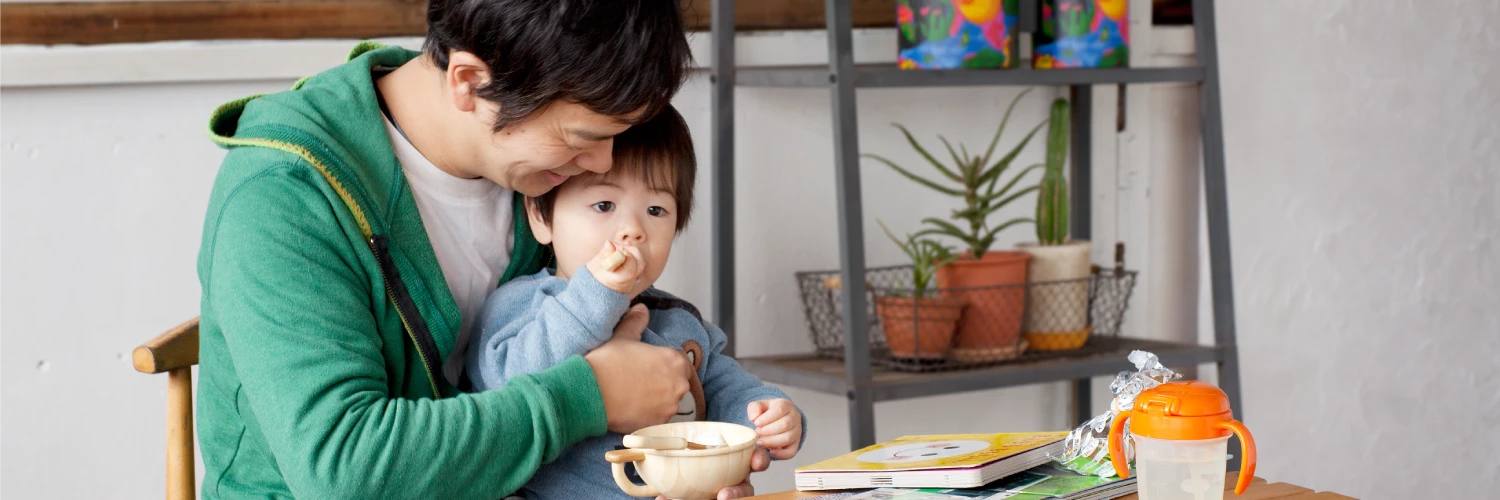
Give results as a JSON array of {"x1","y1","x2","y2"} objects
[
  {"x1": 875, "y1": 222, "x2": 966, "y2": 360},
  {"x1": 1017, "y1": 98, "x2": 1093, "y2": 350},
  {"x1": 863, "y1": 90, "x2": 1045, "y2": 362}
]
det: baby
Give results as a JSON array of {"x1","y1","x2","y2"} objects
[{"x1": 466, "y1": 105, "x2": 804, "y2": 499}]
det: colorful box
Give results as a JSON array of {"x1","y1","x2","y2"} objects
[
  {"x1": 1034, "y1": 0, "x2": 1130, "y2": 68},
  {"x1": 898, "y1": 0, "x2": 1020, "y2": 70}
]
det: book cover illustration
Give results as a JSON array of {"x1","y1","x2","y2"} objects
[
  {"x1": 797, "y1": 432, "x2": 1068, "y2": 473},
  {"x1": 981, "y1": 463, "x2": 1125, "y2": 497}
]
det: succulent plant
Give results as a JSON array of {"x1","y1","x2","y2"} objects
[
  {"x1": 1036, "y1": 97, "x2": 1070, "y2": 246},
  {"x1": 879, "y1": 221, "x2": 958, "y2": 299},
  {"x1": 863, "y1": 89, "x2": 1046, "y2": 258}
]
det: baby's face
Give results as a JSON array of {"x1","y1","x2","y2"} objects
[{"x1": 538, "y1": 172, "x2": 678, "y2": 296}]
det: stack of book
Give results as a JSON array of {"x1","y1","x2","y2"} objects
[{"x1": 794, "y1": 432, "x2": 1137, "y2": 500}]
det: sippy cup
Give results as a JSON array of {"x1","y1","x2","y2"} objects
[{"x1": 1108, "y1": 381, "x2": 1256, "y2": 500}]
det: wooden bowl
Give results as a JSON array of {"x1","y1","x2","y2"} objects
[{"x1": 605, "y1": 422, "x2": 758, "y2": 500}]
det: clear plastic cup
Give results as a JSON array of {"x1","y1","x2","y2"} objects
[{"x1": 1132, "y1": 435, "x2": 1230, "y2": 500}]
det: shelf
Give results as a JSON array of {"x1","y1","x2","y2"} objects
[
  {"x1": 740, "y1": 338, "x2": 1224, "y2": 402},
  {"x1": 711, "y1": 0, "x2": 1240, "y2": 453},
  {"x1": 736, "y1": 65, "x2": 1204, "y2": 88}
]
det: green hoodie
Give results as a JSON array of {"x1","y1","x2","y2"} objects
[{"x1": 198, "y1": 43, "x2": 607, "y2": 499}]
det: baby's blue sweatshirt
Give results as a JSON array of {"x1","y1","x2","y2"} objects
[{"x1": 467, "y1": 268, "x2": 799, "y2": 499}]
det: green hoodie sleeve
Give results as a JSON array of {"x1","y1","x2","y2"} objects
[{"x1": 203, "y1": 167, "x2": 607, "y2": 499}]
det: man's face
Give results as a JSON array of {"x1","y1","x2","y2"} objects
[{"x1": 472, "y1": 100, "x2": 641, "y2": 197}]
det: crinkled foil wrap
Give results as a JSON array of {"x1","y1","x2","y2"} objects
[{"x1": 1051, "y1": 350, "x2": 1182, "y2": 477}]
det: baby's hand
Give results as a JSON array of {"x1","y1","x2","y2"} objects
[
  {"x1": 587, "y1": 240, "x2": 645, "y2": 295},
  {"x1": 747, "y1": 399, "x2": 802, "y2": 460}
]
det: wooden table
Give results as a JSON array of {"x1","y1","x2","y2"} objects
[{"x1": 748, "y1": 473, "x2": 1357, "y2": 499}]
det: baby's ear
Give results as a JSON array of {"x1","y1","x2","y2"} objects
[{"x1": 525, "y1": 199, "x2": 554, "y2": 245}]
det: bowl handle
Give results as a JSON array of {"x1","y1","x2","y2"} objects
[{"x1": 605, "y1": 449, "x2": 658, "y2": 498}]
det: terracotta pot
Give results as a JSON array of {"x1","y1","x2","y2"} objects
[
  {"x1": 876, "y1": 295, "x2": 966, "y2": 359},
  {"x1": 1017, "y1": 241, "x2": 1093, "y2": 342},
  {"x1": 935, "y1": 251, "x2": 1031, "y2": 361}
]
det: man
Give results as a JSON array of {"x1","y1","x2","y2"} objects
[{"x1": 197, "y1": 1, "x2": 768, "y2": 497}]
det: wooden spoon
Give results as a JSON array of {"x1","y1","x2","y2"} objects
[{"x1": 622, "y1": 435, "x2": 710, "y2": 451}]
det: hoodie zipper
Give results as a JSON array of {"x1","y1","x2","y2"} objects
[{"x1": 369, "y1": 235, "x2": 446, "y2": 399}]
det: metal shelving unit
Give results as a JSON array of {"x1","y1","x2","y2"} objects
[
  {"x1": 736, "y1": 65, "x2": 1204, "y2": 87},
  {"x1": 709, "y1": 0, "x2": 1242, "y2": 455}
]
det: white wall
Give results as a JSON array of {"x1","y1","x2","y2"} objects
[
  {"x1": 2, "y1": 79, "x2": 287, "y2": 497},
  {"x1": 1213, "y1": 1, "x2": 1500, "y2": 497},
  {"x1": 4, "y1": 1, "x2": 1499, "y2": 498}
]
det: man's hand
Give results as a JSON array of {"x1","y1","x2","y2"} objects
[
  {"x1": 586, "y1": 241, "x2": 645, "y2": 295},
  {"x1": 584, "y1": 336, "x2": 689, "y2": 434},
  {"x1": 748, "y1": 399, "x2": 803, "y2": 460},
  {"x1": 611, "y1": 304, "x2": 650, "y2": 341},
  {"x1": 659, "y1": 448, "x2": 770, "y2": 500}
]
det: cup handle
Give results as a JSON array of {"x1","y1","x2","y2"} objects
[
  {"x1": 1107, "y1": 409, "x2": 1134, "y2": 479},
  {"x1": 605, "y1": 450, "x2": 658, "y2": 498},
  {"x1": 1214, "y1": 420, "x2": 1256, "y2": 495}
]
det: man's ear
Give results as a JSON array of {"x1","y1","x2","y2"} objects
[
  {"x1": 526, "y1": 199, "x2": 554, "y2": 245},
  {"x1": 443, "y1": 51, "x2": 491, "y2": 114}
]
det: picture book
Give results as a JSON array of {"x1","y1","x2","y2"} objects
[
  {"x1": 797, "y1": 462, "x2": 1136, "y2": 500},
  {"x1": 795, "y1": 432, "x2": 1068, "y2": 490}
]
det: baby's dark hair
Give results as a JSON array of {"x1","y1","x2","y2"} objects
[{"x1": 529, "y1": 104, "x2": 696, "y2": 232}]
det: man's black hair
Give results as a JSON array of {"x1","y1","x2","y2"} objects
[{"x1": 424, "y1": 0, "x2": 693, "y2": 130}]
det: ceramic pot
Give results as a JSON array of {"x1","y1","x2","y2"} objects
[
  {"x1": 1033, "y1": 0, "x2": 1130, "y2": 68},
  {"x1": 876, "y1": 295, "x2": 966, "y2": 359},
  {"x1": 935, "y1": 251, "x2": 1031, "y2": 361},
  {"x1": 898, "y1": 0, "x2": 1020, "y2": 69},
  {"x1": 1018, "y1": 240, "x2": 1093, "y2": 350}
]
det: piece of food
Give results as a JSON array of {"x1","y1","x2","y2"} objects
[
  {"x1": 688, "y1": 430, "x2": 726, "y2": 449},
  {"x1": 601, "y1": 250, "x2": 627, "y2": 272}
]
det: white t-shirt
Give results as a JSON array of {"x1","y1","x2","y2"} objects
[{"x1": 382, "y1": 115, "x2": 514, "y2": 386}]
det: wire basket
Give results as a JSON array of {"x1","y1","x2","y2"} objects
[{"x1": 794, "y1": 265, "x2": 1138, "y2": 372}]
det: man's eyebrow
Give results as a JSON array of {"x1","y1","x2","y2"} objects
[{"x1": 567, "y1": 128, "x2": 616, "y2": 142}]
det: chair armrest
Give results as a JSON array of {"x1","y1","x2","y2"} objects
[{"x1": 133, "y1": 317, "x2": 200, "y2": 374}]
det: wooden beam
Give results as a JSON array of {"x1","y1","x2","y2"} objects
[
  {"x1": 1, "y1": 0, "x2": 897, "y2": 46},
  {"x1": 708, "y1": 0, "x2": 895, "y2": 31},
  {"x1": 165, "y1": 367, "x2": 196, "y2": 500},
  {"x1": 2, "y1": 1, "x2": 429, "y2": 46}
]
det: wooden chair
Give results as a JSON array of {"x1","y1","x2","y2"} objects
[{"x1": 133, "y1": 317, "x2": 200, "y2": 500}]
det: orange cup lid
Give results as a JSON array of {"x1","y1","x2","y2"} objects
[{"x1": 1129, "y1": 381, "x2": 1234, "y2": 440}]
